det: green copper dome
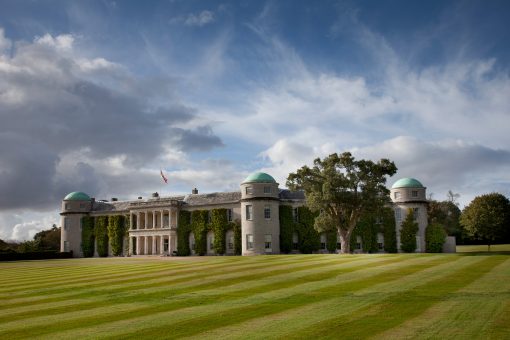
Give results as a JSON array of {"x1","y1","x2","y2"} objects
[
  {"x1": 391, "y1": 178, "x2": 424, "y2": 189},
  {"x1": 242, "y1": 172, "x2": 276, "y2": 184},
  {"x1": 64, "y1": 191, "x2": 91, "y2": 201}
]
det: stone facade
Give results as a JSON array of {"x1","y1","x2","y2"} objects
[{"x1": 60, "y1": 174, "x2": 455, "y2": 257}]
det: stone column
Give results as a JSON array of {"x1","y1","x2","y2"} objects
[
  {"x1": 129, "y1": 237, "x2": 133, "y2": 255},
  {"x1": 136, "y1": 236, "x2": 141, "y2": 255},
  {"x1": 152, "y1": 211, "x2": 156, "y2": 229},
  {"x1": 136, "y1": 213, "x2": 141, "y2": 230},
  {"x1": 152, "y1": 236, "x2": 157, "y2": 255},
  {"x1": 161, "y1": 210, "x2": 165, "y2": 228},
  {"x1": 160, "y1": 235, "x2": 165, "y2": 255},
  {"x1": 144, "y1": 236, "x2": 149, "y2": 255},
  {"x1": 130, "y1": 214, "x2": 133, "y2": 230}
]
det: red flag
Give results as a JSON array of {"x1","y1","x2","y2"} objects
[{"x1": 160, "y1": 169, "x2": 168, "y2": 184}]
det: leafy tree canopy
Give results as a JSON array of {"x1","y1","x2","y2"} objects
[
  {"x1": 287, "y1": 152, "x2": 397, "y2": 253},
  {"x1": 428, "y1": 200, "x2": 461, "y2": 238},
  {"x1": 460, "y1": 193, "x2": 510, "y2": 249}
]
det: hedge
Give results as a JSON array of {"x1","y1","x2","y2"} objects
[
  {"x1": 0, "y1": 251, "x2": 73, "y2": 261},
  {"x1": 107, "y1": 215, "x2": 126, "y2": 256},
  {"x1": 211, "y1": 209, "x2": 228, "y2": 255},
  {"x1": 400, "y1": 208, "x2": 419, "y2": 253}
]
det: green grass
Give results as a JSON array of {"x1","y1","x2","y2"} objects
[
  {"x1": 457, "y1": 244, "x2": 510, "y2": 253},
  {"x1": 0, "y1": 253, "x2": 509, "y2": 339}
]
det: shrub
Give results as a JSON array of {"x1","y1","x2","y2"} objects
[
  {"x1": 95, "y1": 216, "x2": 109, "y2": 257},
  {"x1": 426, "y1": 222, "x2": 447, "y2": 253},
  {"x1": 107, "y1": 215, "x2": 126, "y2": 256},
  {"x1": 177, "y1": 211, "x2": 191, "y2": 256},
  {"x1": 400, "y1": 208, "x2": 419, "y2": 253},
  {"x1": 81, "y1": 216, "x2": 95, "y2": 257}
]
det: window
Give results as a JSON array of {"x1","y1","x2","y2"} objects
[
  {"x1": 293, "y1": 207, "x2": 299, "y2": 222},
  {"x1": 209, "y1": 236, "x2": 214, "y2": 250},
  {"x1": 63, "y1": 241, "x2": 69, "y2": 252},
  {"x1": 378, "y1": 242, "x2": 384, "y2": 250},
  {"x1": 207, "y1": 211, "x2": 211, "y2": 223},
  {"x1": 227, "y1": 209, "x2": 233, "y2": 222},
  {"x1": 246, "y1": 205, "x2": 253, "y2": 220},
  {"x1": 79, "y1": 203, "x2": 85, "y2": 209},
  {"x1": 228, "y1": 236, "x2": 234, "y2": 250},
  {"x1": 264, "y1": 186, "x2": 271, "y2": 194},
  {"x1": 264, "y1": 205, "x2": 271, "y2": 219},
  {"x1": 64, "y1": 218, "x2": 70, "y2": 231},
  {"x1": 246, "y1": 234, "x2": 254, "y2": 250},
  {"x1": 246, "y1": 186, "x2": 253, "y2": 195},
  {"x1": 395, "y1": 208, "x2": 401, "y2": 221},
  {"x1": 164, "y1": 239, "x2": 169, "y2": 252},
  {"x1": 356, "y1": 242, "x2": 362, "y2": 250},
  {"x1": 413, "y1": 207, "x2": 420, "y2": 220},
  {"x1": 412, "y1": 190, "x2": 418, "y2": 198},
  {"x1": 320, "y1": 234, "x2": 326, "y2": 250},
  {"x1": 394, "y1": 191, "x2": 401, "y2": 199},
  {"x1": 265, "y1": 234, "x2": 272, "y2": 251},
  {"x1": 65, "y1": 203, "x2": 70, "y2": 210},
  {"x1": 292, "y1": 232, "x2": 299, "y2": 250}
]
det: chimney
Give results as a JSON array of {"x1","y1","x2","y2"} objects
[
  {"x1": 152, "y1": 192, "x2": 159, "y2": 198},
  {"x1": 192, "y1": 188, "x2": 198, "y2": 194},
  {"x1": 111, "y1": 197, "x2": 118, "y2": 202},
  {"x1": 138, "y1": 196, "x2": 143, "y2": 200}
]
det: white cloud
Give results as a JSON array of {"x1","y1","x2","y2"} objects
[{"x1": 184, "y1": 10, "x2": 215, "y2": 27}]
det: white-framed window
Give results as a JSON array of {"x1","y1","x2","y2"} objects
[
  {"x1": 320, "y1": 233, "x2": 327, "y2": 250},
  {"x1": 228, "y1": 236, "x2": 234, "y2": 250},
  {"x1": 246, "y1": 186, "x2": 253, "y2": 195},
  {"x1": 264, "y1": 186, "x2": 271, "y2": 194},
  {"x1": 63, "y1": 241, "x2": 69, "y2": 252},
  {"x1": 65, "y1": 203, "x2": 70, "y2": 210},
  {"x1": 412, "y1": 190, "x2": 418, "y2": 198},
  {"x1": 64, "y1": 217, "x2": 70, "y2": 231},
  {"x1": 209, "y1": 236, "x2": 214, "y2": 250},
  {"x1": 413, "y1": 207, "x2": 420, "y2": 220},
  {"x1": 395, "y1": 208, "x2": 401, "y2": 221},
  {"x1": 265, "y1": 234, "x2": 272, "y2": 251},
  {"x1": 394, "y1": 191, "x2": 401, "y2": 199},
  {"x1": 246, "y1": 234, "x2": 254, "y2": 250},
  {"x1": 292, "y1": 232, "x2": 299, "y2": 250},
  {"x1": 227, "y1": 209, "x2": 233, "y2": 222},
  {"x1": 293, "y1": 207, "x2": 299, "y2": 222},
  {"x1": 264, "y1": 205, "x2": 271, "y2": 219},
  {"x1": 246, "y1": 205, "x2": 253, "y2": 220}
]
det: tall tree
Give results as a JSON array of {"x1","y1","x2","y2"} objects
[
  {"x1": 287, "y1": 152, "x2": 397, "y2": 253},
  {"x1": 460, "y1": 193, "x2": 510, "y2": 251},
  {"x1": 427, "y1": 200, "x2": 462, "y2": 240}
]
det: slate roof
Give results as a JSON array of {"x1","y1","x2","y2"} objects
[
  {"x1": 279, "y1": 189, "x2": 305, "y2": 200},
  {"x1": 183, "y1": 191, "x2": 242, "y2": 206}
]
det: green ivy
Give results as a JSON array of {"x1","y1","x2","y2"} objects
[
  {"x1": 400, "y1": 208, "x2": 419, "y2": 253},
  {"x1": 326, "y1": 231, "x2": 337, "y2": 253},
  {"x1": 232, "y1": 220, "x2": 241, "y2": 255},
  {"x1": 177, "y1": 210, "x2": 191, "y2": 256},
  {"x1": 81, "y1": 216, "x2": 95, "y2": 257},
  {"x1": 211, "y1": 209, "x2": 228, "y2": 255},
  {"x1": 191, "y1": 210, "x2": 208, "y2": 255},
  {"x1": 381, "y1": 207, "x2": 397, "y2": 253},
  {"x1": 279, "y1": 205, "x2": 294, "y2": 253},
  {"x1": 107, "y1": 215, "x2": 126, "y2": 256},
  {"x1": 296, "y1": 206, "x2": 321, "y2": 254},
  {"x1": 426, "y1": 222, "x2": 446, "y2": 253},
  {"x1": 95, "y1": 216, "x2": 109, "y2": 257}
]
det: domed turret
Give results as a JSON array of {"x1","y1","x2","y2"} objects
[
  {"x1": 391, "y1": 178, "x2": 428, "y2": 253},
  {"x1": 240, "y1": 172, "x2": 280, "y2": 255},
  {"x1": 61, "y1": 191, "x2": 93, "y2": 256}
]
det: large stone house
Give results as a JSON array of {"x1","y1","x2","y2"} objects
[{"x1": 60, "y1": 172, "x2": 455, "y2": 257}]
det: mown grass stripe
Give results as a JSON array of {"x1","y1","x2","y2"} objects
[
  {"x1": 0, "y1": 255, "x2": 413, "y2": 338},
  {"x1": 0, "y1": 256, "x2": 347, "y2": 309},
  {"x1": 373, "y1": 256, "x2": 510, "y2": 339},
  {"x1": 283, "y1": 255, "x2": 507, "y2": 339}
]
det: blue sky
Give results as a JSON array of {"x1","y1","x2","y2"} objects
[{"x1": 1, "y1": 0, "x2": 509, "y2": 240}]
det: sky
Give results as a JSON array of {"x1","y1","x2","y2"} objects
[{"x1": 0, "y1": 0, "x2": 509, "y2": 241}]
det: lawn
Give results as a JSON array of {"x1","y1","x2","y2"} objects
[
  {"x1": 0, "y1": 253, "x2": 509, "y2": 339},
  {"x1": 457, "y1": 244, "x2": 510, "y2": 253}
]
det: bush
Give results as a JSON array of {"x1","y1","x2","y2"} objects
[
  {"x1": 279, "y1": 205, "x2": 294, "y2": 253},
  {"x1": 211, "y1": 209, "x2": 228, "y2": 255},
  {"x1": 107, "y1": 215, "x2": 126, "y2": 256},
  {"x1": 191, "y1": 210, "x2": 208, "y2": 255},
  {"x1": 426, "y1": 222, "x2": 447, "y2": 253}
]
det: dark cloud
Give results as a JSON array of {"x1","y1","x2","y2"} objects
[{"x1": 0, "y1": 31, "x2": 223, "y2": 210}]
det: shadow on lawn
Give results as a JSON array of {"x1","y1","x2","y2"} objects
[{"x1": 457, "y1": 251, "x2": 510, "y2": 256}]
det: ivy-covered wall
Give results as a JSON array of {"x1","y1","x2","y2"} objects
[
  {"x1": 107, "y1": 215, "x2": 126, "y2": 256},
  {"x1": 211, "y1": 209, "x2": 227, "y2": 255},
  {"x1": 95, "y1": 216, "x2": 109, "y2": 257},
  {"x1": 81, "y1": 216, "x2": 95, "y2": 257},
  {"x1": 177, "y1": 210, "x2": 191, "y2": 256},
  {"x1": 350, "y1": 207, "x2": 397, "y2": 253},
  {"x1": 279, "y1": 205, "x2": 321, "y2": 254}
]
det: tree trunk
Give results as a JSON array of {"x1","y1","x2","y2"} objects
[{"x1": 339, "y1": 229, "x2": 351, "y2": 254}]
